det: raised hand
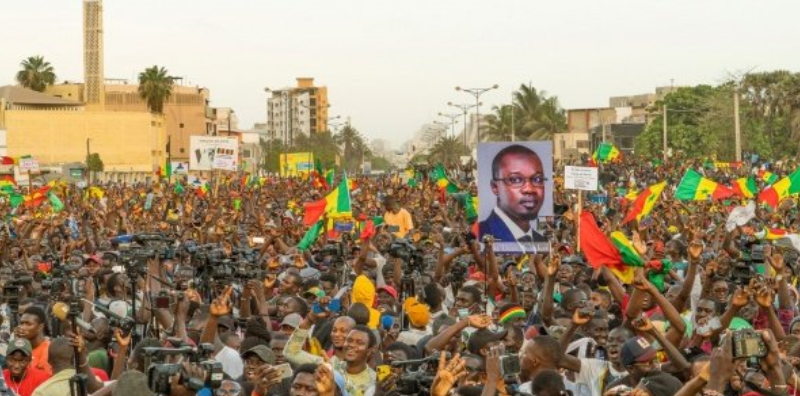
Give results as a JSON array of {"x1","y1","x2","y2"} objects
[
  {"x1": 572, "y1": 307, "x2": 592, "y2": 326},
  {"x1": 731, "y1": 287, "x2": 750, "y2": 308},
  {"x1": 631, "y1": 316, "x2": 654, "y2": 333},
  {"x1": 209, "y1": 286, "x2": 233, "y2": 317},
  {"x1": 467, "y1": 314, "x2": 492, "y2": 329},
  {"x1": 431, "y1": 352, "x2": 467, "y2": 396}
]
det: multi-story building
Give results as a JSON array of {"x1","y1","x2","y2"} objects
[
  {"x1": 554, "y1": 86, "x2": 679, "y2": 162},
  {"x1": 266, "y1": 78, "x2": 329, "y2": 146}
]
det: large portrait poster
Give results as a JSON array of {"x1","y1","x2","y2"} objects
[{"x1": 477, "y1": 142, "x2": 553, "y2": 254}]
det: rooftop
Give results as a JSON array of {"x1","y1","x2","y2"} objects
[{"x1": 0, "y1": 85, "x2": 82, "y2": 106}]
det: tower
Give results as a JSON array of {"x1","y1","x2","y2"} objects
[{"x1": 83, "y1": 0, "x2": 104, "y2": 108}]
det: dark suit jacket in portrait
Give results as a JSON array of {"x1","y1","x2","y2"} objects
[{"x1": 478, "y1": 210, "x2": 547, "y2": 243}]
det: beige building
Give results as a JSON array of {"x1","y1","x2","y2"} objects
[
  {"x1": 46, "y1": 82, "x2": 213, "y2": 163},
  {"x1": 0, "y1": 85, "x2": 167, "y2": 182}
]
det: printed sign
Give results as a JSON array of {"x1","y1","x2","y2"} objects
[
  {"x1": 190, "y1": 136, "x2": 238, "y2": 171},
  {"x1": 18, "y1": 155, "x2": 39, "y2": 173},
  {"x1": 279, "y1": 152, "x2": 314, "y2": 177},
  {"x1": 564, "y1": 166, "x2": 598, "y2": 191}
]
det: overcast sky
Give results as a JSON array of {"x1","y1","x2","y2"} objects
[{"x1": 3, "y1": 1, "x2": 799, "y2": 149}]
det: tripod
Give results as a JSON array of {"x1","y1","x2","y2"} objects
[{"x1": 67, "y1": 300, "x2": 88, "y2": 396}]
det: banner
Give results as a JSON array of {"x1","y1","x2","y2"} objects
[
  {"x1": 189, "y1": 136, "x2": 239, "y2": 171},
  {"x1": 171, "y1": 161, "x2": 189, "y2": 175},
  {"x1": 477, "y1": 142, "x2": 553, "y2": 254},
  {"x1": 564, "y1": 166, "x2": 598, "y2": 191},
  {"x1": 279, "y1": 152, "x2": 314, "y2": 177},
  {"x1": 18, "y1": 155, "x2": 39, "y2": 173}
]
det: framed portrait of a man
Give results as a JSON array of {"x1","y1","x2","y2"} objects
[{"x1": 477, "y1": 142, "x2": 553, "y2": 254}]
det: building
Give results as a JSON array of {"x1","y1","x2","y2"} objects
[
  {"x1": 554, "y1": 86, "x2": 679, "y2": 162},
  {"x1": 0, "y1": 85, "x2": 167, "y2": 182},
  {"x1": 266, "y1": 78, "x2": 329, "y2": 146},
  {"x1": 454, "y1": 113, "x2": 490, "y2": 153}
]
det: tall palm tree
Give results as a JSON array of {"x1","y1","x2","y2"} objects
[
  {"x1": 16, "y1": 56, "x2": 56, "y2": 92},
  {"x1": 512, "y1": 84, "x2": 567, "y2": 140},
  {"x1": 138, "y1": 66, "x2": 173, "y2": 113},
  {"x1": 484, "y1": 104, "x2": 516, "y2": 141},
  {"x1": 334, "y1": 125, "x2": 367, "y2": 173},
  {"x1": 428, "y1": 135, "x2": 469, "y2": 167}
]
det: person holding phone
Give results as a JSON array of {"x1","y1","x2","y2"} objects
[{"x1": 382, "y1": 196, "x2": 414, "y2": 238}]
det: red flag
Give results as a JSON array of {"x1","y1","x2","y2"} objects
[
  {"x1": 360, "y1": 219, "x2": 375, "y2": 241},
  {"x1": 579, "y1": 212, "x2": 623, "y2": 268},
  {"x1": 302, "y1": 199, "x2": 327, "y2": 226}
]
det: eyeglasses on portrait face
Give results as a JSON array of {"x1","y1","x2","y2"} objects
[{"x1": 493, "y1": 175, "x2": 547, "y2": 188}]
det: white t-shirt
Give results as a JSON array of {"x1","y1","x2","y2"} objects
[{"x1": 573, "y1": 358, "x2": 628, "y2": 396}]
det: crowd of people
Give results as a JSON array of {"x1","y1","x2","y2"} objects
[{"x1": 1, "y1": 153, "x2": 800, "y2": 396}]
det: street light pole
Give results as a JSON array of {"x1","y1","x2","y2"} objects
[
  {"x1": 662, "y1": 105, "x2": 668, "y2": 162},
  {"x1": 86, "y1": 138, "x2": 91, "y2": 185},
  {"x1": 438, "y1": 112, "x2": 460, "y2": 138},
  {"x1": 447, "y1": 102, "x2": 478, "y2": 149},
  {"x1": 734, "y1": 85, "x2": 742, "y2": 162},
  {"x1": 455, "y1": 84, "x2": 499, "y2": 147}
]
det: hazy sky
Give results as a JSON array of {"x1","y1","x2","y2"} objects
[{"x1": 3, "y1": 1, "x2": 799, "y2": 149}]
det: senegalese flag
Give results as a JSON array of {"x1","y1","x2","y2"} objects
[
  {"x1": 174, "y1": 181, "x2": 185, "y2": 195},
  {"x1": 9, "y1": 192, "x2": 23, "y2": 208},
  {"x1": 432, "y1": 164, "x2": 459, "y2": 194},
  {"x1": 760, "y1": 170, "x2": 779, "y2": 186},
  {"x1": 322, "y1": 173, "x2": 352, "y2": 219},
  {"x1": 622, "y1": 181, "x2": 666, "y2": 223},
  {"x1": 758, "y1": 168, "x2": 800, "y2": 209},
  {"x1": 0, "y1": 180, "x2": 14, "y2": 195},
  {"x1": 196, "y1": 183, "x2": 210, "y2": 198},
  {"x1": 324, "y1": 169, "x2": 334, "y2": 188},
  {"x1": 160, "y1": 161, "x2": 172, "y2": 179},
  {"x1": 24, "y1": 186, "x2": 50, "y2": 208},
  {"x1": 298, "y1": 220, "x2": 325, "y2": 251},
  {"x1": 406, "y1": 168, "x2": 418, "y2": 188},
  {"x1": 580, "y1": 211, "x2": 644, "y2": 284},
  {"x1": 732, "y1": 177, "x2": 758, "y2": 199},
  {"x1": 48, "y1": 191, "x2": 64, "y2": 213},
  {"x1": 592, "y1": 142, "x2": 622, "y2": 164},
  {"x1": 674, "y1": 169, "x2": 733, "y2": 201},
  {"x1": 755, "y1": 227, "x2": 788, "y2": 240}
]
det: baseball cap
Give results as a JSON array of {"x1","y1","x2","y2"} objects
[
  {"x1": 280, "y1": 313, "x2": 303, "y2": 329},
  {"x1": 7, "y1": 338, "x2": 32, "y2": 357},
  {"x1": 467, "y1": 328, "x2": 508, "y2": 354},
  {"x1": 241, "y1": 345, "x2": 276, "y2": 365},
  {"x1": 621, "y1": 336, "x2": 657, "y2": 366},
  {"x1": 377, "y1": 285, "x2": 398, "y2": 300},
  {"x1": 83, "y1": 254, "x2": 103, "y2": 265}
]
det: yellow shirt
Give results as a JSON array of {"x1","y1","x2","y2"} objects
[{"x1": 383, "y1": 208, "x2": 414, "y2": 238}]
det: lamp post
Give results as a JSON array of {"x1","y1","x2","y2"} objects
[
  {"x1": 447, "y1": 102, "x2": 478, "y2": 149},
  {"x1": 455, "y1": 84, "x2": 498, "y2": 146},
  {"x1": 438, "y1": 112, "x2": 460, "y2": 138}
]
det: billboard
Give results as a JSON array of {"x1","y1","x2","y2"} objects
[
  {"x1": 477, "y1": 141, "x2": 553, "y2": 254},
  {"x1": 190, "y1": 136, "x2": 239, "y2": 171},
  {"x1": 279, "y1": 152, "x2": 314, "y2": 177}
]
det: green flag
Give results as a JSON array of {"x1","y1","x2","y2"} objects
[
  {"x1": 233, "y1": 198, "x2": 241, "y2": 211},
  {"x1": 298, "y1": 220, "x2": 324, "y2": 251},
  {"x1": 9, "y1": 193, "x2": 23, "y2": 208},
  {"x1": 48, "y1": 191, "x2": 64, "y2": 213},
  {"x1": 174, "y1": 181, "x2": 185, "y2": 195}
]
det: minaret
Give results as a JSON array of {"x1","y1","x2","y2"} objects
[{"x1": 83, "y1": 0, "x2": 104, "y2": 108}]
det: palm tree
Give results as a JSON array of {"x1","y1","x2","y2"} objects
[
  {"x1": 294, "y1": 131, "x2": 341, "y2": 168},
  {"x1": 428, "y1": 136, "x2": 469, "y2": 167},
  {"x1": 138, "y1": 66, "x2": 173, "y2": 113},
  {"x1": 16, "y1": 56, "x2": 56, "y2": 92},
  {"x1": 512, "y1": 84, "x2": 567, "y2": 140},
  {"x1": 334, "y1": 125, "x2": 367, "y2": 173},
  {"x1": 484, "y1": 104, "x2": 516, "y2": 141}
]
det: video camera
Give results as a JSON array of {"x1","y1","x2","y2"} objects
[
  {"x1": 144, "y1": 344, "x2": 223, "y2": 395},
  {"x1": 730, "y1": 242, "x2": 765, "y2": 286}
]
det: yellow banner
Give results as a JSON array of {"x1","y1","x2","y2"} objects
[{"x1": 279, "y1": 152, "x2": 314, "y2": 177}]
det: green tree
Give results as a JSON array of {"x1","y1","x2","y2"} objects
[
  {"x1": 484, "y1": 104, "x2": 517, "y2": 141},
  {"x1": 369, "y1": 156, "x2": 394, "y2": 172},
  {"x1": 741, "y1": 71, "x2": 800, "y2": 154},
  {"x1": 138, "y1": 65, "x2": 173, "y2": 113},
  {"x1": 260, "y1": 138, "x2": 286, "y2": 173},
  {"x1": 334, "y1": 125, "x2": 369, "y2": 173},
  {"x1": 428, "y1": 135, "x2": 469, "y2": 167},
  {"x1": 86, "y1": 153, "x2": 104, "y2": 172},
  {"x1": 16, "y1": 56, "x2": 56, "y2": 92},
  {"x1": 293, "y1": 131, "x2": 341, "y2": 169},
  {"x1": 636, "y1": 85, "x2": 722, "y2": 158},
  {"x1": 513, "y1": 84, "x2": 567, "y2": 140}
]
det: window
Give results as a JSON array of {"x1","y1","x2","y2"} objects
[{"x1": 310, "y1": 98, "x2": 317, "y2": 106}]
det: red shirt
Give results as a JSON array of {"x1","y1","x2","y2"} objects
[{"x1": 3, "y1": 366, "x2": 51, "y2": 396}]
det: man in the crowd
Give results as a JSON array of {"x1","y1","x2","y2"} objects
[{"x1": 2, "y1": 338, "x2": 50, "y2": 396}]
